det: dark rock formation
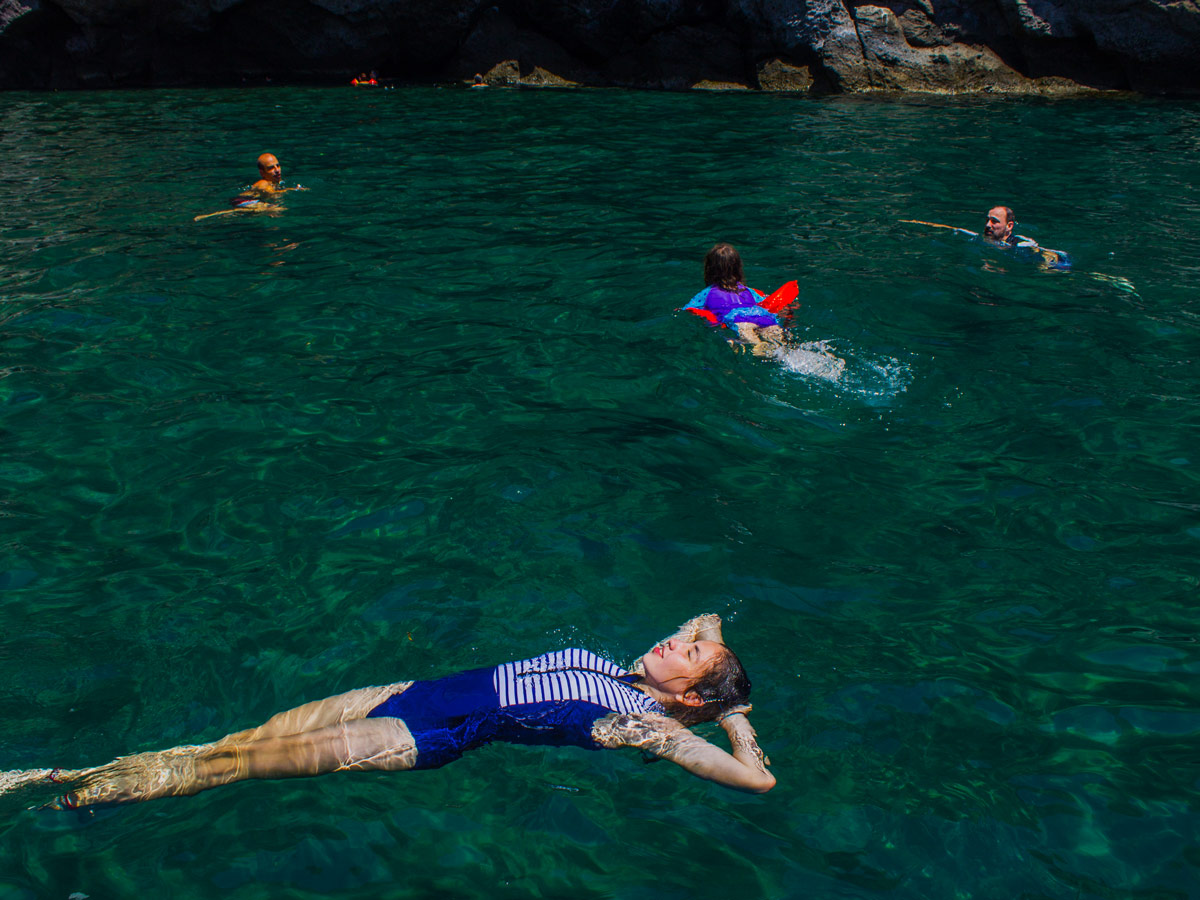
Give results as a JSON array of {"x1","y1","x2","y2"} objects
[
  {"x1": 1, "y1": 0, "x2": 1198, "y2": 93},
  {"x1": 0, "y1": 0, "x2": 30, "y2": 29}
]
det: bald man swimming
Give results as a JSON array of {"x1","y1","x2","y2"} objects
[
  {"x1": 250, "y1": 152, "x2": 283, "y2": 192},
  {"x1": 193, "y1": 152, "x2": 305, "y2": 221},
  {"x1": 231, "y1": 152, "x2": 305, "y2": 209}
]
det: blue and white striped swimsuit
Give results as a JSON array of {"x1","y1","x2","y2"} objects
[{"x1": 367, "y1": 649, "x2": 665, "y2": 769}]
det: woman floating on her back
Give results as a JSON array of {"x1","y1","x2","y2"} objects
[
  {"x1": 682, "y1": 243, "x2": 788, "y2": 357},
  {"x1": 4, "y1": 614, "x2": 773, "y2": 808}
]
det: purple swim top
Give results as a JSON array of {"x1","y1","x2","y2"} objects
[{"x1": 686, "y1": 285, "x2": 778, "y2": 328}]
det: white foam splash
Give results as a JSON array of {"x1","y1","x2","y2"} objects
[
  {"x1": 776, "y1": 340, "x2": 847, "y2": 382},
  {"x1": 774, "y1": 340, "x2": 912, "y2": 405}
]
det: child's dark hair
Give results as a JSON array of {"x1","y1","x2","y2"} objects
[
  {"x1": 703, "y1": 243, "x2": 744, "y2": 290},
  {"x1": 667, "y1": 644, "x2": 752, "y2": 727}
]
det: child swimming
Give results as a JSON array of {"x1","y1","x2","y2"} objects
[{"x1": 682, "y1": 243, "x2": 788, "y2": 356}]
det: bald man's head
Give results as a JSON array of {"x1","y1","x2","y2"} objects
[{"x1": 257, "y1": 153, "x2": 282, "y2": 184}]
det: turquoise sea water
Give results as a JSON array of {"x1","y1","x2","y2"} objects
[{"x1": 1, "y1": 86, "x2": 1199, "y2": 898}]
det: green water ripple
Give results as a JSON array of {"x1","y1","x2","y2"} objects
[{"x1": 1, "y1": 88, "x2": 1199, "y2": 899}]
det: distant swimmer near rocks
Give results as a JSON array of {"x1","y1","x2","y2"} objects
[
  {"x1": 193, "y1": 152, "x2": 307, "y2": 222},
  {"x1": 902, "y1": 206, "x2": 1071, "y2": 270}
]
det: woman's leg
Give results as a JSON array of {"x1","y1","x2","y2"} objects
[
  {"x1": 65, "y1": 716, "x2": 418, "y2": 807},
  {"x1": 213, "y1": 681, "x2": 411, "y2": 746},
  {"x1": 46, "y1": 681, "x2": 413, "y2": 808}
]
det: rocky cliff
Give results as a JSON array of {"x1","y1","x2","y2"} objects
[{"x1": 1, "y1": 0, "x2": 1197, "y2": 94}]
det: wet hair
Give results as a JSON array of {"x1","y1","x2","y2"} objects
[
  {"x1": 663, "y1": 644, "x2": 752, "y2": 727},
  {"x1": 703, "y1": 243, "x2": 744, "y2": 291}
]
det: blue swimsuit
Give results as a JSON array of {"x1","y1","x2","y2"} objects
[{"x1": 366, "y1": 649, "x2": 664, "y2": 769}]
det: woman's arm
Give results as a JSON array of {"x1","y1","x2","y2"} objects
[
  {"x1": 628, "y1": 614, "x2": 724, "y2": 675},
  {"x1": 716, "y1": 710, "x2": 772, "y2": 771},
  {"x1": 593, "y1": 712, "x2": 775, "y2": 794},
  {"x1": 666, "y1": 613, "x2": 724, "y2": 645}
]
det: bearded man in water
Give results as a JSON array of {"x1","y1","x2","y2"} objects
[{"x1": 982, "y1": 206, "x2": 1026, "y2": 247}]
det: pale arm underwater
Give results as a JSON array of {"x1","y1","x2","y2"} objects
[
  {"x1": 620, "y1": 613, "x2": 775, "y2": 793},
  {"x1": 592, "y1": 710, "x2": 776, "y2": 794}
]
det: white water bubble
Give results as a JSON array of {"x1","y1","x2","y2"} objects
[{"x1": 775, "y1": 340, "x2": 913, "y2": 406}]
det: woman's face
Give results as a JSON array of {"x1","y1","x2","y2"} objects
[{"x1": 641, "y1": 639, "x2": 725, "y2": 698}]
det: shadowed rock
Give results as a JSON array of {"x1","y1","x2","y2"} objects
[
  {"x1": 0, "y1": 0, "x2": 1197, "y2": 93},
  {"x1": 757, "y1": 59, "x2": 815, "y2": 93}
]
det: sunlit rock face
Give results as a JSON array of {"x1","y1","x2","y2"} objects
[{"x1": 1, "y1": 0, "x2": 1197, "y2": 93}]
